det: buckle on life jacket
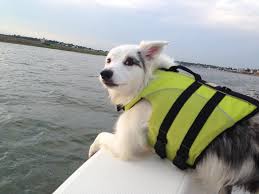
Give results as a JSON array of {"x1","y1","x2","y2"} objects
[
  {"x1": 154, "y1": 140, "x2": 167, "y2": 159},
  {"x1": 116, "y1": 104, "x2": 124, "y2": 112},
  {"x1": 215, "y1": 86, "x2": 232, "y2": 93},
  {"x1": 173, "y1": 147, "x2": 189, "y2": 170},
  {"x1": 154, "y1": 132, "x2": 168, "y2": 159}
]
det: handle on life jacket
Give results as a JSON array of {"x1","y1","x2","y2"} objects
[{"x1": 169, "y1": 65, "x2": 202, "y2": 81}]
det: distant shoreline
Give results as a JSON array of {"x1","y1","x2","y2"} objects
[
  {"x1": 0, "y1": 34, "x2": 107, "y2": 56},
  {"x1": 0, "y1": 34, "x2": 258, "y2": 77},
  {"x1": 176, "y1": 62, "x2": 259, "y2": 77}
]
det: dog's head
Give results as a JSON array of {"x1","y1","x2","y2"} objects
[{"x1": 99, "y1": 41, "x2": 168, "y2": 105}]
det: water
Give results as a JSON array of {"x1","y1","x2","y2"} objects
[
  {"x1": 0, "y1": 42, "x2": 258, "y2": 194},
  {"x1": 0, "y1": 42, "x2": 117, "y2": 194}
]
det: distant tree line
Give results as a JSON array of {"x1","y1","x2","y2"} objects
[{"x1": 0, "y1": 33, "x2": 108, "y2": 56}]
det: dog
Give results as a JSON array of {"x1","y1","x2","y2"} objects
[{"x1": 89, "y1": 41, "x2": 259, "y2": 194}]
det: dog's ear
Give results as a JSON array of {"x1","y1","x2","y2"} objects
[{"x1": 139, "y1": 41, "x2": 168, "y2": 60}]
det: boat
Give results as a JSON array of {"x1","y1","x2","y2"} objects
[{"x1": 54, "y1": 149, "x2": 246, "y2": 194}]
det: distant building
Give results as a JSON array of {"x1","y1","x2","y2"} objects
[{"x1": 40, "y1": 38, "x2": 46, "y2": 43}]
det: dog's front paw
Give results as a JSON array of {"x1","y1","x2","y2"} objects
[
  {"x1": 88, "y1": 142, "x2": 100, "y2": 158},
  {"x1": 88, "y1": 132, "x2": 114, "y2": 159}
]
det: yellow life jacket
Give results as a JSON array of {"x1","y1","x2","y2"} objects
[{"x1": 123, "y1": 66, "x2": 259, "y2": 170}]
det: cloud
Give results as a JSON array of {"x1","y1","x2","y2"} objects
[
  {"x1": 95, "y1": 0, "x2": 166, "y2": 9},
  {"x1": 207, "y1": 0, "x2": 259, "y2": 32},
  {"x1": 42, "y1": 0, "x2": 166, "y2": 10},
  {"x1": 156, "y1": 0, "x2": 259, "y2": 32},
  {"x1": 41, "y1": 0, "x2": 259, "y2": 31}
]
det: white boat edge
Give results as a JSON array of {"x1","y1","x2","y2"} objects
[{"x1": 54, "y1": 149, "x2": 247, "y2": 194}]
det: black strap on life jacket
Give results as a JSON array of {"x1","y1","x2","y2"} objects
[
  {"x1": 168, "y1": 65, "x2": 202, "y2": 81},
  {"x1": 155, "y1": 66, "x2": 228, "y2": 169},
  {"x1": 155, "y1": 65, "x2": 203, "y2": 159},
  {"x1": 157, "y1": 66, "x2": 259, "y2": 170},
  {"x1": 173, "y1": 91, "x2": 226, "y2": 169},
  {"x1": 154, "y1": 81, "x2": 202, "y2": 158}
]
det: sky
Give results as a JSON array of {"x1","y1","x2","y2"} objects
[{"x1": 0, "y1": 0, "x2": 259, "y2": 68}]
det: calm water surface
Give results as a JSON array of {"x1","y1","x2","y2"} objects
[{"x1": 0, "y1": 42, "x2": 259, "y2": 194}]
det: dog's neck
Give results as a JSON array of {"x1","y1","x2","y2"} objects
[
  {"x1": 109, "y1": 76, "x2": 153, "y2": 110},
  {"x1": 108, "y1": 82, "x2": 147, "y2": 107}
]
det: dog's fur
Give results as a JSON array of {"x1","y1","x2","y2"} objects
[{"x1": 89, "y1": 41, "x2": 259, "y2": 194}]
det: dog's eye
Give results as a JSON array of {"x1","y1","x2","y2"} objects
[
  {"x1": 124, "y1": 57, "x2": 134, "y2": 66},
  {"x1": 106, "y1": 58, "x2": 111, "y2": 64}
]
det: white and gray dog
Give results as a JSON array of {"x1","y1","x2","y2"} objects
[{"x1": 89, "y1": 41, "x2": 259, "y2": 194}]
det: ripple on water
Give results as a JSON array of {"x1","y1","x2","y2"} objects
[{"x1": 0, "y1": 152, "x2": 8, "y2": 161}]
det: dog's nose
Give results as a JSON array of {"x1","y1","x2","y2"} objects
[{"x1": 100, "y1": 70, "x2": 113, "y2": 80}]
